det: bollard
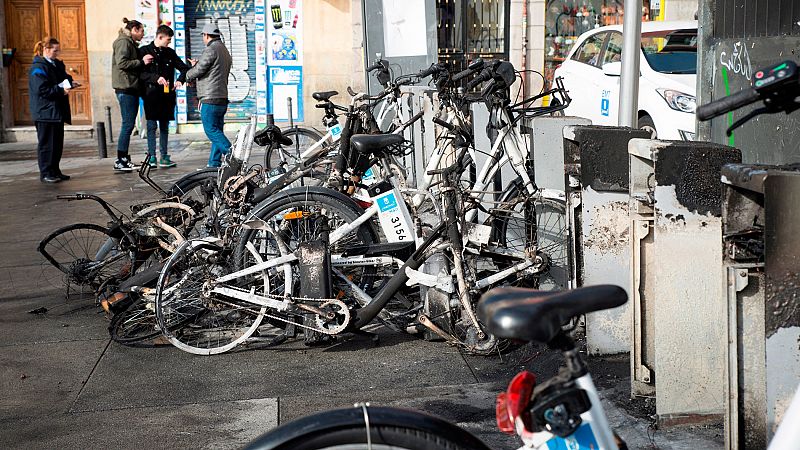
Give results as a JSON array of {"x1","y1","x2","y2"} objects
[
  {"x1": 287, "y1": 97, "x2": 293, "y2": 128},
  {"x1": 105, "y1": 105, "x2": 113, "y2": 143},
  {"x1": 266, "y1": 113, "x2": 274, "y2": 127},
  {"x1": 95, "y1": 122, "x2": 107, "y2": 158}
]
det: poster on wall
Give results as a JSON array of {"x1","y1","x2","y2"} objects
[
  {"x1": 382, "y1": 0, "x2": 427, "y2": 58},
  {"x1": 135, "y1": 0, "x2": 159, "y2": 45},
  {"x1": 269, "y1": 66, "x2": 303, "y2": 122},
  {"x1": 173, "y1": 0, "x2": 188, "y2": 123},
  {"x1": 176, "y1": 0, "x2": 257, "y2": 121},
  {"x1": 255, "y1": 0, "x2": 268, "y2": 123},
  {"x1": 267, "y1": 0, "x2": 302, "y2": 66}
]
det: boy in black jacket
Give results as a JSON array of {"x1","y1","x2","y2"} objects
[
  {"x1": 29, "y1": 37, "x2": 75, "y2": 183},
  {"x1": 138, "y1": 25, "x2": 190, "y2": 168}
]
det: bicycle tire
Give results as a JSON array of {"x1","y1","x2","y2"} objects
[
  {"x1": 109, "y1": 297, "x2": 161, "y2": 345},
  {"x1": 263, "y1": 127, "x2": 325, "y2": 171},
  {"x1": 166, "y1": 168, "x2": 218, "y2": 236},
  {"x1": 246, "y1": 406, "x2": 490, "y2": 450},
  {"x1": 38, "y1": 223, "x2": 136, "y2": 289},
  {"x1": 491, "y1": 180, "x2": 569, "y2": 291},
  {"x1": 155, "y1": 238, "x2": 286, "y2": 355}
]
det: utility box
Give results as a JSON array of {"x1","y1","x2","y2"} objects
[
  {"x1": 397, "y1": 86, "x2": 438, "y2": 188},
  {"x1": 628, "y1": 139, "x2": 741, "y2": 421},
  {"x1": 563, "y1": 126, "x2": 650, "y2": 355},
  {"x1": 721, "y1": 163, "x2": 800, "y2": 449},
  {"x1": 531, "y1": 116, "x2": 591, "y2": 193}
]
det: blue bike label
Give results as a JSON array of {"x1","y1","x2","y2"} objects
[
  {"x1": 545, "y1": 423, "x2": 600, "y2": 449},
  {"x1": 330, "y1": 123, "x2": 343, "y2": 142}
]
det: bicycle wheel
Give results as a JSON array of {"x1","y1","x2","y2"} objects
[
  {"x1": 262, "y1": 127, "x2": 325, "y2": 171},
  {"x1": 490, "y1": 182, "x2": 569, "y2": 291},
  {"x1": 237, "y1": 188, "x2": 412, "y2": 332},
  {"x1": 38, "y1": 223, "x2": 135, "y2": 289},
  {"x1": 246, "y1": 406, "x2": 490, "y2": 450},
  {"x1": 155, "y1": 238, "x2": 288, "y2": 355},
  {"x1": 166, "y1": 168, "x2": 218, "y2": 236},
  {"x1": 109, "y1": 297, "x2": 161, "y2": 345}
]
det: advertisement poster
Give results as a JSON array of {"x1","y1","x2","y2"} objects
[
  {"x1": 135, "y1": 0, "x2": 160, "y2": 45},
  {"x1": 267, "y1": 0, "x2": 302, "y2": 66},
  {"x1": 269, "y1": 66, "x2": 303, "y2": 122}
]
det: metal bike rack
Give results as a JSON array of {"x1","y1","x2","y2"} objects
[
  {"x1": 721, "y1": 163, "x2": 800, "y2": 449},
  {"x1": 562, "y1": 126, "x2": 650, "y2": 356},
  {"x1": 628, "y1": 139, "x2": 741, "y2": 421},
  {"x1": 397, "y1": 85, "x2": 438, "y2": 187}
]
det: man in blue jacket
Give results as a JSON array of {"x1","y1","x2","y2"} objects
[{"x1": 29, "y1": 37, "x2": 74, "y2": 183}]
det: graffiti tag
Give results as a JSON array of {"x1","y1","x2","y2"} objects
[{"x1": 719, "y1": 41, "x2": 752, "y2": 81}]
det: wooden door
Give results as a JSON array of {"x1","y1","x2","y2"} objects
[{"x1": 5, "y1": 0, "x2": 92, "y2": 125}]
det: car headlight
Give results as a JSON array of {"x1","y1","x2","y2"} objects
[{"x1": 656, "y1": 89, "x2": 696, "y2": 113}]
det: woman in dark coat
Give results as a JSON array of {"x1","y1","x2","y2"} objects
[
  {"x1": 29, "y1": 37, "x2": 74, "y2": 183},
  {"x1": 138, "y1": 25, "x2": 190, "y2": 168}
]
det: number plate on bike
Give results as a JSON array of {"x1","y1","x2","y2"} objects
[
  {"x1": 370, "y1": 184, "x2": 414, "y2": 243},
  {"x1": 330, "y1": 123, "x2": 343, "y2": 142}
]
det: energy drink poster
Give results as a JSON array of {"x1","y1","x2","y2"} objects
[{"x1": 267, "y1": 0, "x2": 302, "y2": 66}]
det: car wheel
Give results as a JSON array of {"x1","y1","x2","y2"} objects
[{"x1": 638, "y1": 114, "x2": 657, "y2": 139}]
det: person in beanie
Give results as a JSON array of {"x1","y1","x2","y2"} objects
[
  {"x1": 185, "y1": 23, "x2": 232, "y2": 168},
  {"x1": 138, "y1": 25, "x2": 190, "y2": 168},
  {"x1": 111, "y1": 18, "x2": 153, "y2": 172},
  {"x1": 29, "y1": 37, "x2": 74, "y2": 183}
]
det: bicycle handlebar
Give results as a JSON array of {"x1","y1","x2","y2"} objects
[
  {"x1": 57, "y1": 193, "x2": 121, "y2": 222},
  {"x1": 697, "y1": 88, "x2": 761, "y2": 121}
]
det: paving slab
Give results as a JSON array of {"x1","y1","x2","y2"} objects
[
  {"x1": 0, "y1": 397, "x2": 278, "y2": 449},
  {"x1": 0, "y1": 294, "x2": 109, "y2": 346}
]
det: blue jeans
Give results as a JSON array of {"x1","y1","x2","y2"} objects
[
  {"x1": 146, "y1": 119, "x2": 170, "y2": 158},
  {"x1": 200, "y1": 103, "x2": 230, "y2": 167},
  {"x1": 116, "y1": 93, "x2": 139, "y2": 158}
]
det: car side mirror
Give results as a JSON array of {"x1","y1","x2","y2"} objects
[{"x1": 602, "y1": 62, "x2": 622, "y2": 77}]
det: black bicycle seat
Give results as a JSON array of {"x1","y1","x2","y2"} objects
[
  {"x1": 477, "y1": 285, "x2": 627, "y2": 344},
  {"x1": 253, "y1": 125, "x2": 293, "y2": 147},
  {"x1": 312, "y1": 90, "x2": 339, "y2": 101},
  {"x1": 350, "y1": 134, "x2": 404, "y2": 155}
]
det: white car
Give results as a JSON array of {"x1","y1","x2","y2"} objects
[{"x1": 554, "y1": 20, "x2": 697, "y2": 140}]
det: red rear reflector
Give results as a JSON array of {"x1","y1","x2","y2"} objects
[
  {"x1": 355, "y1": 200, "x2": 373, "y2": 209},
  {"x1": 507, "y1": 371, "x2": 536, "y2": 422},
  {"x1": 496, "y1": 392, "x2": 515, "y2": 434}
]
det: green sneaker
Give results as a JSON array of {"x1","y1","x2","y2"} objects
[
  {"x1": 158, "y1": 155, "x2": 176, "y2": 168},
  {"x1": 147, "y1": 155, "x2": 157, "y2": 168}
]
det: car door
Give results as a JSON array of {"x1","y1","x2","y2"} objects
[
  {"x1": 557, "y1": 31, "x2": 609, "y2": 123},
  {"x1": 595, "y1": 31, "x2": 624, "y2": 125}
]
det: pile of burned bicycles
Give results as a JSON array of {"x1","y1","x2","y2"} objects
[{"x1": 39, "y1": 58, "x2": 573, "y2": 355}]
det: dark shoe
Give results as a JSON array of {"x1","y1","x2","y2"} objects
[
  {"x1": 114, "y1": 159, "x2": 135, "y2": 172},
  {"x1": 41, "y1": 176, "x2": 61, "y2": 183},
  {"x1": 57, "y1": 174, "x2": 71, "y2": 181}
]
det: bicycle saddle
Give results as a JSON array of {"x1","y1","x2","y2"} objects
[
  {"x1": 350, "y1": 134, "x2": 404, "y2": 155},
  {"x1": 477, "y1": 285, "x2": 627, "y2": 344},
  {"x1": 312, "y1": 90, "x2": 339, "y2": 101},
  {"x1": 253, "y1": 125, "x2": 293, "y2": 147}
]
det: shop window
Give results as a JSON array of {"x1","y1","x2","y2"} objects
[{"x1": 545, "y1": 0, "x2": 654, "y2": 83}]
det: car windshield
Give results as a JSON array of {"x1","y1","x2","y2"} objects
[{"x1": 641, "y1": 28, "x2": 697, "y2": 75}]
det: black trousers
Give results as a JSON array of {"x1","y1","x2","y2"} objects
[{"x1": 36, "y1": 121, "x2": 65, "y2": 179}]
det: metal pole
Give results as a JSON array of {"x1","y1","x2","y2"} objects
[
  {"x1": 287, "y1": 97, "x2": 293, "y2": 128},
  {"x1": 105, "y1": 105, "x2": 114, "y2": 143},
  {"x1": 95, "y1": 122, "x2": 107, "y2": 158},
  {"x1": 618, "y1": 0, "x2": 643, "y2": 128}
]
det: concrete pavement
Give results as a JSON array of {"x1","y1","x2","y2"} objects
[{"x1": 0, "y1": 133, "x2": 723, "y2": 449}]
